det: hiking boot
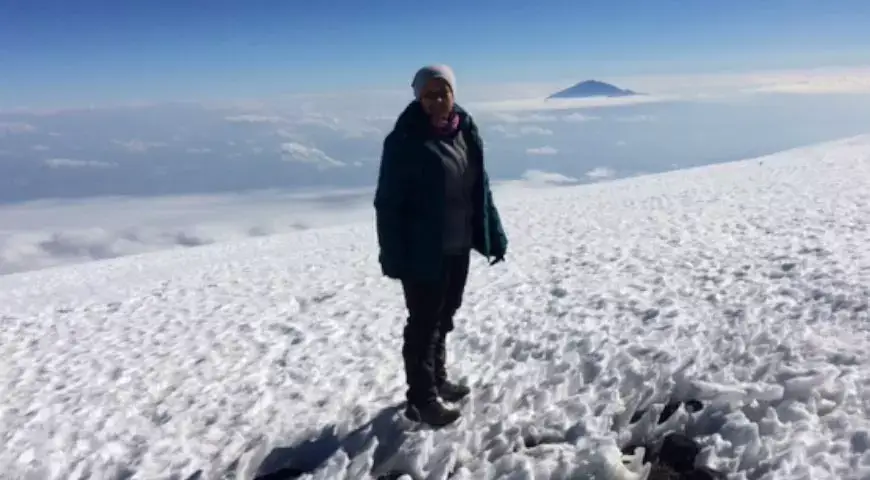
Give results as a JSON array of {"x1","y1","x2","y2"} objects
[
  {"x1": 433, "y1": 332, "x2": 469, "y2": 403},
  {"x1": 438, "y1": 380, "x2": 470, "y2": 403},
  {"x1": 404, "y1": 399, "x2": 461, "y2": 427}
]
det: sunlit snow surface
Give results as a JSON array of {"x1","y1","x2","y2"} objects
[{"x1": 3, "y1": 135, "x2": 870, "y2": 480}]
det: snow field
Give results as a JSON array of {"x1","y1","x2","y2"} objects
[{"x1": 1, "y1": 135, "x2": 870, "y2": 479}]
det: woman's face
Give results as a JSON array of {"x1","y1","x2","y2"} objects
[{"x1": 420, "y1": 77, "x2": 454, "y2": 124}]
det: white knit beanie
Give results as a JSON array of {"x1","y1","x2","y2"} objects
[{"x1": 411, "y1": 64, "x2": 456, "y2": 100}]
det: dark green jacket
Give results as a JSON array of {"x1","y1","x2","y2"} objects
[{"x1": 374, "y1": 101, "x2": 508, "y2": 282}]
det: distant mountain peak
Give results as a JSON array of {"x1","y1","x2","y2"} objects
[{"x1": 548, "y1": 80, "x2": 640, "y2": 99}]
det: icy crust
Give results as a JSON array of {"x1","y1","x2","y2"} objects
[{"x1": 1, "y1": 135, "x2": 870, "y2": 479}]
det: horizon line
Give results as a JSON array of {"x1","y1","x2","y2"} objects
[{"x1": 3, "y1": 63, "x2": 870, "y2": 115}]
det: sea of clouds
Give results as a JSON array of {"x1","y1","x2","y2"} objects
[{"x1": 2, "y1": 66, "x2": 870, "y2": 275}]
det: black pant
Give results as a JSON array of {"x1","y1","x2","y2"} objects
[{"x1": 401, "y1": 251, "x2": 470, "y2": 406}]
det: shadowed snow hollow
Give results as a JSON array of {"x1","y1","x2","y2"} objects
[{"x1": 2, "y1": 134, "x2": 870, "y2": 479}]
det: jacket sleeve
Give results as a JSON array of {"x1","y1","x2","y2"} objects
[
  {"x1": 466, "y1": 114, "x2": 508, "y2": 259},
  {"x1": 483, "y1": 170, "x2": 508, "y2": 258},
  {"x1": 373, "y1": 132, "x2": 408, "y2": 279}
]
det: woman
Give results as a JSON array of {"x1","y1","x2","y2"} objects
[{"x1": 374, "y1": 64, "x2": 508, "y2": 427}]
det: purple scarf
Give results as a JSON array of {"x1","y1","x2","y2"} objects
[{"x1": 431, "y1": 110, "x2": 460, "y2": 136}]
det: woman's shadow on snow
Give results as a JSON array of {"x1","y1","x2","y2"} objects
[{"x1": 252, "y1": 403, "x2": 410, "y2": 480}]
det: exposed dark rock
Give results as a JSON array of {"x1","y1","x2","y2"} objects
[
  {"x1": 659, "y1": 433, "x2": 701, "y2": 472},
  {"x1": 630, "y1": 399, "x2": 704, "y2": 425},
  {"x1": 622, "y1": 430, "x2": 727, "y2": 480}
]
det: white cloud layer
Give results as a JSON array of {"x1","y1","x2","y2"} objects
[
  {"x1": 462, "y1": 66, "x2": 870, "y2": 116},
  {"x1": 280, "y1": 142, "x2": 345, "y2": 168},
  {"x1": 0, "y1": 177, "x2": 578, "y2": 275},
  {"x1": 563, "y1": 113, "x2": 600, "y2": 122},
  {"x1": 224, "y1": 114, "x2": 286, "y2": 124},
  {"x1": 471, "y1": 95, "x2": 675, "y2": 113},
  {"x1": 492, "y1": 112, "x2": 560, "y2": 123},
  {"x1": 586, "y1": 167, "x2": 615, "y2": 179},
  {"x1": 518, "y1": 169, "x2": 579, "y2": 186},
  {"x1": 0, "y1": 191, "x2": 369, "y2": 275},
  {"x1": 750, "y1": 75, "x2": 870, "y2": 94},
  {"x1": 520, "y1": 126, "x2": 554, "y2": 136},
  {"x1": 603, "y1": 66, "x2": 870, "y2": 96},
  {"x1": 1, "y1": 64, "x2": 869, "y2": 214},
  {"x1": 0, "y1": 121, "x2": 36, "y2": 135},
  {"x1": 526, "y1": 146, "x2": 559, "y2": 156},
  {"x1": 616, "y1": 114, "x2": 656, "y2": 123},
  {"x1": 113, "y1": 139, "x2": 168, "y2": 153},
  {"x1": 491, "y1": 124, "x2": 554, "y2": 138},
  {"x1": 44, "y1": 158, "x2": 116, "y2": 169}
]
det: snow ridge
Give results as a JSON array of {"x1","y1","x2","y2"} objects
[{"x1": 2, "y1": 134, "x2": 870, "y2": 479}]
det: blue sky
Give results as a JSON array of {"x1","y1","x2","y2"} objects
[{"x1": 3, "y1": 0, "x2": 870, "y2": 108}]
